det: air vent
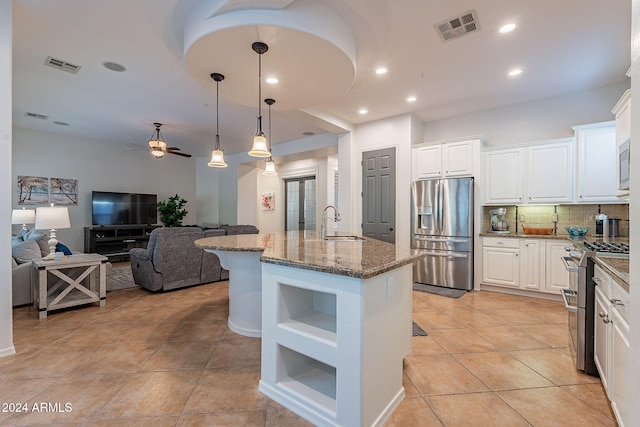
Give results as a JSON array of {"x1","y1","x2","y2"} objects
[
  {"x1": 24, "y1": 112, "x2": 49, "y2": 120},
  {"x1": 435, "y1": 10, "x2": 480, "y2": 42},
  {"x1": 44, "y1": 56, "x2": 81, "y2": 74}
]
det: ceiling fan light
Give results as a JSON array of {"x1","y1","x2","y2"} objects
[
  {"x1": 249, "y1": 133, "x2": 270, "y2": 157},
  {"x1": 208, "y1": 148, "x2": 228, "y2": 168},
  {"x1": 263, "y1": 159, "x2": 277, "y2": 176}
]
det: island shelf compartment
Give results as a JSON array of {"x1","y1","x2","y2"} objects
[{"x1": 259, "y1": 262, "x2": 413, "y2": 427}]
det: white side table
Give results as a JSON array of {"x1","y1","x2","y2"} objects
[{"x1": 32, "y1": 253, "x2": 108, "y2": 319}]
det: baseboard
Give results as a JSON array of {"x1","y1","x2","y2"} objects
[
  {"x1": 0, "y1": 345, "x2": 16, "y2": 358},
  {"x1": 479, "y1": 284, "x2": 563, "y2": 301}
]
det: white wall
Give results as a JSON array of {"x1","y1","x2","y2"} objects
[
  {"x1": 12, "y1": 128, "x2": 197, "y2": 251},
  {"x1": 196, "y1": 157, "x2": 220, "y2": 225},
  {"x1": 237, "y1": 164, "x2": 258, "y2": 226},
  {"x1": 0, "y1": 0, "x2": 14, "y2": 358},
  {"x1": 423, "y1": 83, "x2": 629, "y2": 146}
]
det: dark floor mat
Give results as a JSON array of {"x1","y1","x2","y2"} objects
[{"x1": 413, "y1": 283, "x2": 467, "y2": 298}]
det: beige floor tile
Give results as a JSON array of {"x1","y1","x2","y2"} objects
[
  {"x1": 69, "y1": 341, "x2": 161, "y2": 376},
  {"x1": 54, "y1": 322, "x2": 139, "y2": 347},
  {"x1": 404, "y1": 355, "x2": 489, "y2": 396},
  {"x1": 441, "y1": 309, "x2": 506, "y2": 328},
  {"x1": 164, "y1": 321, "x2": 227, "y2": 342},
  {"x1": 413, "y1": 310, "x2": 464, "y2": 330},
  {"x1": 5, "y1": 344, "x2": 101, "y2": 379},
  {"x1": 385, "y1": 397, "x2": 442, "y2": 426},
  {"x1": 562, "y1": 383, "x2": 616, "y2": 420},
  {"x1": 428, "y1": 328, "x2": 498, "y2": 354},
  {"x1": 185, "y1": 366, "x2": 266, "y2": 412},
  {"x1": 89, "y1": 416, "x2": 180, "y2": 427},
  {"x1": 509, "y1": 348, "x2": 601, "y2": 386},
  {"x1": 498, "y1": 387, "x2": 617, "y2": 426},
  {"x1": 417, "y1": 294, "x2": 475, "y2": 311},
  {"x1": 515, "y1": 323, "x2": 571, "y2": 348},
  {"x1": 454, "y1": 351, "x2": 554, "y2": 391},
  {"x1": 179, "y1": 411, "x2": 265, "y2": 427},
  {"x1": 403, "y1": 373, "x2": 420, "y2": 397},
  {"x1": 410, "y1": 336, "x2": 447, "y2": 356},
  {"x1": 426, "y1": 392, "x2": 530, "y2": 426},
  {"x1": 521, "y1": 306, "x2": 570, "y2": 324},
  {"x1": 95, "y1": 371, "x2": 200, "y2": 420},
  {"x1": 265, "y1": 399, "x2": 315, "y2": 427},
  {"x1": 1, "y1": 373, "x2": 130, "y2": 425},
  {"x1": 482, "y1": 308, "x2": 548, "y2": 325},
  {"x1": 140, "y1": 341, "x2": 216, "y2": 371},
  {"x1": 472, "y1": 325, "x2": 551, "y2": 351},
  {"x1": 206, "y1": 336, "x2": 261, "y2": 368}
]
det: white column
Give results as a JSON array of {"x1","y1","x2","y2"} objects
[{"x1": 0, "y1": 0, "x2": 15, "y2": 357}]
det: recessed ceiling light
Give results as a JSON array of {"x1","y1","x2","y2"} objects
[
  {"x1": 375, "y1": 67, "x2": 388, "y2": 75},
  {"x1": 508, "y1": 68, "x2": 522, "y2": 77},
  {"x1": 499, "y1": 23, "x2": 516, "y2": 34},
  {"x1": 407, "y1": 96, "x2": 417, "y2": 102},
  {"x1": 266, "y1": 77, "x2": 279, "y2": 84},
  {"x1": 358, "y1": 108, "x2": 368, "y2": 115},
  {"x1": 102, "y1": 61, "x2": 127, "y2": 72}
]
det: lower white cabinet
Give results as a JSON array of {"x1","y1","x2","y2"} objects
[
  {"x1": 482, "y1": 237, "x2": 568, "y2": 294},
  {"x1": 593, "y1": 264, "x2": 630, "y2": 427}
]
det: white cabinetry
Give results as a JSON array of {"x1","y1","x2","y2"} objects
[
  {"x1": 573, "y1": 122, "x2": 618, "y2": 203},
  {"x1": 484, "y1": 139, "x2": 573, "y2": 205},
  {"x1": 484, "y1": 148, "x2": 524, "y2": 204},
  {"x1": 481, "y1": 237, "x2": 567, "y2": 294},
  {"x1": 592, "y1": 263, "x2": 630, "y2": 427},
  {"x1": 612, "y1": 90, "x2": 631, "y2": 199},
  {"x1": 412, "y1": 139, "x2": 480, "y2": 180},
  {"x1": 527, "y1": 141, "x2": 573, "y2": 203},
  {"x1": 482, "y1": 237, "x2": 520, "y2": 288},
  {"x1": 544, "y1": 240, "x2": 570, "y2": 293}
]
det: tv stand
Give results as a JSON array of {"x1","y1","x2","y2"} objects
[{"x1": 84, "y1": 225, "x2": 160, "y2": 262}]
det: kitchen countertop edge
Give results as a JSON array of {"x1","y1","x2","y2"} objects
[{"x1": 593, "y1": 255, "x2": 629, "y2": 292}]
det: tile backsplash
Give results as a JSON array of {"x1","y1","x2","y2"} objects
[{"x1": 483, "y1": 204, "x2": 629, "y2": 237}]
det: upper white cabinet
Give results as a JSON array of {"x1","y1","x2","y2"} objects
[
  {"x1": 412, "y1": 139, "x2": 481, "y2": 181},
  {"x1": 484, "y1": 148, "x2": 524, "y2": 204},
  {"x1": 527, "y1": 141, "x2": 573, "y2": 204},
  {"x1": 573, "y1": 122, "x2": 618, "y2": 203},
  {"x1": 484, "y1": 139, "x2": 572, "y2": 205},
  {"x1": 612, "y1": 90, "x2": 631, "y2": 199}
]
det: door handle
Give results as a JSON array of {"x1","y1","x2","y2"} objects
[
  {"x1": 561, "y1": 288, "x2": 578, "y2": 313},
  {"x1": 422, "y1": 251, "x2": 468, "y2": 258},
  {"x1": 561, "y1": 256, "x2": 580, "y2": 272}
]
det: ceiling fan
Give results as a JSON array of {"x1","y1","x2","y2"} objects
[{"x1": 148, "y1": 122, "x2": 192, "y2": 158}]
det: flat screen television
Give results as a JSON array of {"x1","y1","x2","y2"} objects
[{"x1": 92, "y1": 191, "x2": 157, "y2": 226}]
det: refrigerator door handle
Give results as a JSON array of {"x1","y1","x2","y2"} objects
[
  {"x1": 413, "y1": 236, "x2": 469, "y2": 244},
  {"x1": 422, "y1": 251, "x2": 468, "y2": 258}
]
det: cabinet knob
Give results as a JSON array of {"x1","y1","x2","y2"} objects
[{"x1": 599, "y1": 312, "x2": 611, "y2": 323}]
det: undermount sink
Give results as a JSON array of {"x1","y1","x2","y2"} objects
[{"x1": 324, "y1": 235, "x2": 365, "y2": 241}]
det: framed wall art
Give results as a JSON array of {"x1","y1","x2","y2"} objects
[{"x1": 17, "y1": 176, "x2": 49, "y2": 205}]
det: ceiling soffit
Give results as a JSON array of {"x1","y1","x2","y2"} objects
[{"x1": 183, "y1": 0, "x2": 356, "y2": 111}]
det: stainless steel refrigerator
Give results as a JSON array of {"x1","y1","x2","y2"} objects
[{"x1": 411, "y1": 177, "x2": 474, "y2": 290}]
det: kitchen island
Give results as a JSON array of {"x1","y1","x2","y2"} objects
[{"x1": 195, "y1": 231, "x2": 424, "y2": 426}]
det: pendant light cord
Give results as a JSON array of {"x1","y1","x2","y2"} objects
[
  {"x1": 257, "y1": 50, "x2": 262, "y2": 134},
  {"x1": 215, "y1": 79, "x2": 220, "y2": 150}
]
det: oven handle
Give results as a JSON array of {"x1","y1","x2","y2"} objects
[
  {"x1": 561, "y1": 288, "x2": 578, "y2": 313},
  {"x1": 562, "y1": 256, "x2": 580, "y2": 273}
]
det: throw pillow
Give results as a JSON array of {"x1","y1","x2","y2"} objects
[
  {"x1": 56, "y1": 242, "x2": 72, "y2": 255},
  {"x1": 11, "y1": 256, "x2": 18, "y2": 268},
  {"x1": 23, "y1": 229, "x2": 49, "y2": 257},
  {"x1": 11, "y1": 239, "x2": 41, "y2": 264},
  {"x1": 11, "y1": 235, "x2": 23, "y2": 245}
]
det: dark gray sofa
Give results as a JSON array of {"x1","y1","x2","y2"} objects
[{"x1": 129, "y1": 225, "x2": 258, "y2": 292}]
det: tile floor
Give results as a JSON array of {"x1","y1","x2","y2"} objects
[{"x1": 1, "y1": 282, "x2": 616, "y2": 426}]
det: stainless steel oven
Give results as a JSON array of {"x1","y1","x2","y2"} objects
[{"x1": 562, "y1": 243, "x2": 598, "y2": 375}]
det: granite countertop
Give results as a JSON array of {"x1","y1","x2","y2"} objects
[
  {"x1": 195, "y1": 231, "x2": 425, "y2": 279},
  {"x1": 593, "y1": 255, "x2": 630, "y2": 292}
]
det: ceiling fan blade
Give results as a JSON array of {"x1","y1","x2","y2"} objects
[
  {"x1": 165, "y1": 147, "x2": 181, "y2": 150},
  {"x1": 167, "y1": 150, "x2": 192, "y2": 158}
]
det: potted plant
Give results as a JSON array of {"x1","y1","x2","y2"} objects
[{"x1": 157, "y1": 194, "x2": 188, "y2": 227}]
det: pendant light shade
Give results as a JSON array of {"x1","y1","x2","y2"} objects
[
  {"x1": 262, "y1": 98, "x2": 278, "y2": 176},
  {"x1": 208, "y1": 72, "x2": 228, "y2": 168},
  {"x1": 148, "y1": 123, "x2": 167, "y2": 158},
  {"x1": 248, "y1": 42, "x2": 271, "y2": 158}
]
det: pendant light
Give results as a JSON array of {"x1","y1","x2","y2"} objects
[
  {"x1": 208, "y1": 72, "x2": 228, "y2": 168},
  {"x1": 248, "y1": 41, "x2": 271, "y2": 157},
  {"x1": 148, "y1": 123, "x2": 167, "y2": 158},
  {"x1": 263, "y1": 98, "x2": 277, "y2": 176}
]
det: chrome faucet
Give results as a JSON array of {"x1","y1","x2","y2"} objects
[{"x1": 321, "y1": 205, "x2": 341, "y2": 239}]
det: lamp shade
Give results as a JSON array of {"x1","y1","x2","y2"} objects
[
  {"x1": 249, "y1": 134, "x2": 270, "y2": 157},
  {"x1": 35, "y1": 206, "x2": 71, "y2": 230},
  {"x1": 263, "y1": 159, "x2": 278, "y2": 176},
  {"x1": 11, "y1": 208, "x2": 36, "y2": 225},
  {"x1": 208, "y1": 148, "x2": 228, "y2": 168}
]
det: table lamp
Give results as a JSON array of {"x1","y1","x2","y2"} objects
[
  {"x1": 35, "y1": 204, "x2": 71, "y2": 259},
  {"x1": 11, "y1": 208, "x2": 36, "y2": 230}
]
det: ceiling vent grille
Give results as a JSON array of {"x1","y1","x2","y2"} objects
[
  {"x1": 435, "y1": 10, "x2": 479, "y2": 42},
  {"x1": 25, "y1": 112, "x2": 49, "y2": 120},
  {"x1": 44, "y1": 56, "x2": 81, "y2": 74}
]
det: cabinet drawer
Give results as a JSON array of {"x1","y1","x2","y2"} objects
[
  {"x1": 483, "y1": 237, "x2": 519, "y2": 249},
  {"x1": 593, "y1": 264, "x2": 612, "y2": 296}
]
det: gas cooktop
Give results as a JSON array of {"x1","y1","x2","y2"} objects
[{"x1": 582, "y1": 240, "x2": 629, "y2": 254}]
